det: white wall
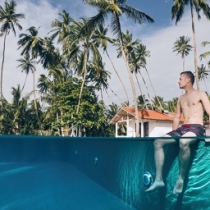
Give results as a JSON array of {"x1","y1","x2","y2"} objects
[
  {"x1": 116, "y1": 119, "x2": 175, "y2": 138},
  {"x1": 149, "y1": 121, "x2": 173, "y2": 137},
  {"x1": 128, "y1": 121, "x2": 136, "y2": 137},
  {"x1": 126, "y1": 120, "x2": 173, "y2": 137}
]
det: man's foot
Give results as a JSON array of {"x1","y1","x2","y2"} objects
[
  {"x1": 173, "y1": 178, "x2": 184, "y2": 194},
  {"x1": 145, "y1": 180, "x2": 165, "y2": 192}
]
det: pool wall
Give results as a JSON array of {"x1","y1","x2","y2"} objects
[{"x1": 0, "y1": 135, "x2": 210, "y2": 210}]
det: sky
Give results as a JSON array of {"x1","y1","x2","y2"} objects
[{"x1": 0, "y1": 0, "x2": 210, "y2": 106}]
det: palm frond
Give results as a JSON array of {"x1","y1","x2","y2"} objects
[
  {"x1": 171, "y1": 0, "x2": 188, "y2": 24},
  {"x1": 81, "y1": 10, "x2": 107, "y2": 34},
  {"x1": 120, "y1": 5, "x2": 154, "y2": 24}
]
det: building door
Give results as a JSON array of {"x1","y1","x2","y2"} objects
[{"x1": 144, "y1": 122, "x2": 149, "y2": 137}]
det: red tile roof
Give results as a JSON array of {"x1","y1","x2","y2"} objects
[
  {"x1": 109, "y1": 107, "x2": 184, "y2": 124},
  {"x1": 122, "y1": 107, "x2": 174, "y2": 121}
]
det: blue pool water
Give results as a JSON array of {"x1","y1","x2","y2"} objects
[
  {"x1": 0, "y1": 161, "x2": 135, "y2": 209},
  {"x1": 0, "y1": 135, "x2": 210, "y2": 210}
]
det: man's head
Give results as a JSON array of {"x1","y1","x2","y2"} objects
[{"x1": 178, "y1": 71, "x2": 195, "y2": 89}]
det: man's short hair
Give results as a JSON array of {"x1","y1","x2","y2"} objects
[{"x1": 180, "y1": 71, "x2": 195, "y2": 85}]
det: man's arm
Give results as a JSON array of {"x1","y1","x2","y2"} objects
[
  {"x1": 172, "y1": 97, "x2": 182, "y2": 130},
  {"x1": 200, "y1": 92, "x2": 210, "y2": 140}
]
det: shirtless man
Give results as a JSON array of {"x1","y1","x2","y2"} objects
[{"x1": 145, "y1": 71, "x2": 210, "y2": 194}]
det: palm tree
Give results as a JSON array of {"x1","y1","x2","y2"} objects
[
  {"x1": 137, "y1": 95, "x2": 149, "y2": 109},
  {"x1": 86, "y1": 58, "x2": 111, "y2": 99},
  {"x1": 200, "y1": 41, "x2": 210, "y2": 68},
  {"x1": 17, "y1": 26, "x2": 44, "y2": 131},
  {"x1": 171, "y1": 0, "x2": 210, "y2": 90},
  {"x1": 17, "y1": 54, "x2": 34, "y2": 93},
  {"x1": 173, "y1": 36, "x2": 193, "y2": 71},
  {"x1": 167, "y1": 97, "x2": 178, "y2": 112},
  {"x1": 131, "y1": 42, "x2": 163, "y2": 110},
  {"x1": 8, "y1": 85, "x2": 33, "y2": 134},
  {"x1": 92, "y1": 23, "x2": 130, "y2": 103},
  {"x1": 82, "y1": 0, "x2": 154, "y2": 136},
  {"x1": 129, "y1": 42, "x2": 153, "y2": 109},
  {"x1": 38, "y1": 37, "x2": 60, "y2": 69},
  {"x1": 37, "y1": 68, "x2": 67, "y2": 136},
  {"x1": 115, "y1": 30, "x2": 148, "y2": 109},
  {"x1": 106, "y1": 102, "x2": 120, "y2": 121},
  {"x1": 0, "y1": 0, "x2": 25, "y2": 100},
  {"x1": 49, "y1": 10, "x2": 74, "y2": 45},
  {"x1": 197, "y1": 64, "x2": 209, "y2": 93},
  {"x1": 17, "y1": 26, "x2": 43, "y2": 58},
  {"x1": 62, "y1": 18, "x2": 102, "y2": 115},
  {"x1": 151, "y1": 96, "x2": 167, "y2": 111}
]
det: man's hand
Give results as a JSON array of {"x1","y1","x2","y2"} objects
[{"x1": 205, "y1": 128, "x2": 210, "y2": 142}]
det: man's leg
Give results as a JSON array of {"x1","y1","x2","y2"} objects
[
  {"x1": 145, "y1": 135, "x2": 176, "y2": 192},
  {"x1": 173, "y1": 132, "x2": 197, "y2": 194}
]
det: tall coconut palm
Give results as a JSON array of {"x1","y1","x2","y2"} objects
[
  {"x1": 49, "y1": 10, "x2": 74, "y2": 44},
  {"x1": 86, "y1": 58, "x2": 111, "y2": 99},
  {"x1": 62, "y1": 18, "x2": 102, "y2": 114},
  {"x1": 17, "y1": 26, "x2": 43, "y2": 58},
  {"x1": 137, "y1": 95, "x2": 150, "y2": 109},
  {"x1": 0, "y1": 0, "x2": 25, "y2": 100},
  {"x1": 115, "y1": 30, "x2": 148, "y2": 109},
  {"x1": 197, "y1": 64, "x2": 209, "y2": 93},
  {"x1": 173, "y1": 36, "x2": 193, "y2": 71},
  {"x1": 37, "y1": 66, "x2": 67, "y2": 136},
  {"x1": 17, "y1": 26, "x2": 44, "y2": 131},
  {"x1": 171, "y1": 0, "x2": 210, "y2": 90},
  {"x1": 38, "y1": 37, "x2": 60, "y2": 69},
  {"x1": 82, "y1": 0, "x2": 154, "y2": 136},
  {"x1": 17, "y1": 54, "x2": 34, "y2": 93},
  {"x1": 92, "y1": 23, "x2": 130, "y2": 103},
  {"x1": 132, "y1": 42, "x2": 163, "y2": 110},
  {"x1": 129, "y1": 42, "x2": 153, "y2": 109},
  {"x1": 200, "y1": 41, "x2": 210, "y2": 68}
]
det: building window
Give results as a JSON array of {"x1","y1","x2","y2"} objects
[
  {"x1": 135, "y1": 122, "x2": 149, "y2": 137},
  {"x1": 144, "y1": 122, "x2": 149, "y2": 137}
]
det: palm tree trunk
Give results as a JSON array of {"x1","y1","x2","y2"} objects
[
  {"x1": 113, "y1": 12, "x2": 139, "y2": 137},
  {"x1": 203, "y1": 78, "x2": 209, "y2": 93},
  {"x1": 60, "y1": 109, "x2": 64, "y2": 136},
  {"x1": 108, "y1": 85, "x2": 124, "y2": 104},
  {"x1": 105, "y1": 50, "x2": 130, "y2": 104},
  {"x1": 190, "y1": 0, "x2": 200, "y2": 90},
  {"x1": 0, "y1": 33, "x2": 7, "y2": 100},
  {"x1": 76, "y1": 49, "x2": 88, "y2": 114},
  {"x1": 134, "y1": 73, "x2": 148, "y2": 109},
  {"x1": 21, "y1": 73, "x2": 28, "y2": 93},
  {"x1": 183, "y1": 55, "x2": 185, "y2": 72},
  {"x1": 139, "y1": 70, "x2": 153, "y2": 109},
  {"x1": 182, "y1": 56, "x2": 185, "y2": 94},
  {"x1": 32, "y1": 69, "x2": 41, "y2": 133},
  {"x1": 144, "y1": 66, "x2": 163, "y2": 110}
]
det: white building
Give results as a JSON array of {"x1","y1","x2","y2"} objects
[{"x1": 109, "y1": 107, "x2": 184, "y2": 137}]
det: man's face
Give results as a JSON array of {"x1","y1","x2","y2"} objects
[{"x1": 178, "y1": 74, "x2": 190, "y2": 89}]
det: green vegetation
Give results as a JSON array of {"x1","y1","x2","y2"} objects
[{"x1": 0, "y1": 0, "x2": 209, "y2": 136}]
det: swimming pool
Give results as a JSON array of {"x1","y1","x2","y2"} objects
[{"x1": 0, "y1": 135, "x2": 209, "y2": 209}]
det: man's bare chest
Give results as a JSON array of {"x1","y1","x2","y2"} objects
[{"x1": 180, "y1": 95, "x2": 201, "y2": 107}]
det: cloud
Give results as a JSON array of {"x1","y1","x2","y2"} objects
[
  {"x1": 0, "y1": 0, "x2": 209, "y2": 106},
  {"x1": 0, "y1": 0, "x2": 97, "y2": 103},
  {"x1": 0, "y1": 0, "x2": 59, "y2": 101},
  {"x1": 102, "y1": 10, "x2": 210, "y2": 105}
]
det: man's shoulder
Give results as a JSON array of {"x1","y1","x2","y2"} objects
[
  {"x1": 194, "y1": 90, "x2": 208, "y2": 101},
  {"x1": 196, "y1": 90, "x2": 207, "y2": 96}
]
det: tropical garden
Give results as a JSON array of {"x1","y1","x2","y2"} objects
[{"x1": 0, "y1": 0, "x2": 210, "y2": 136}]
